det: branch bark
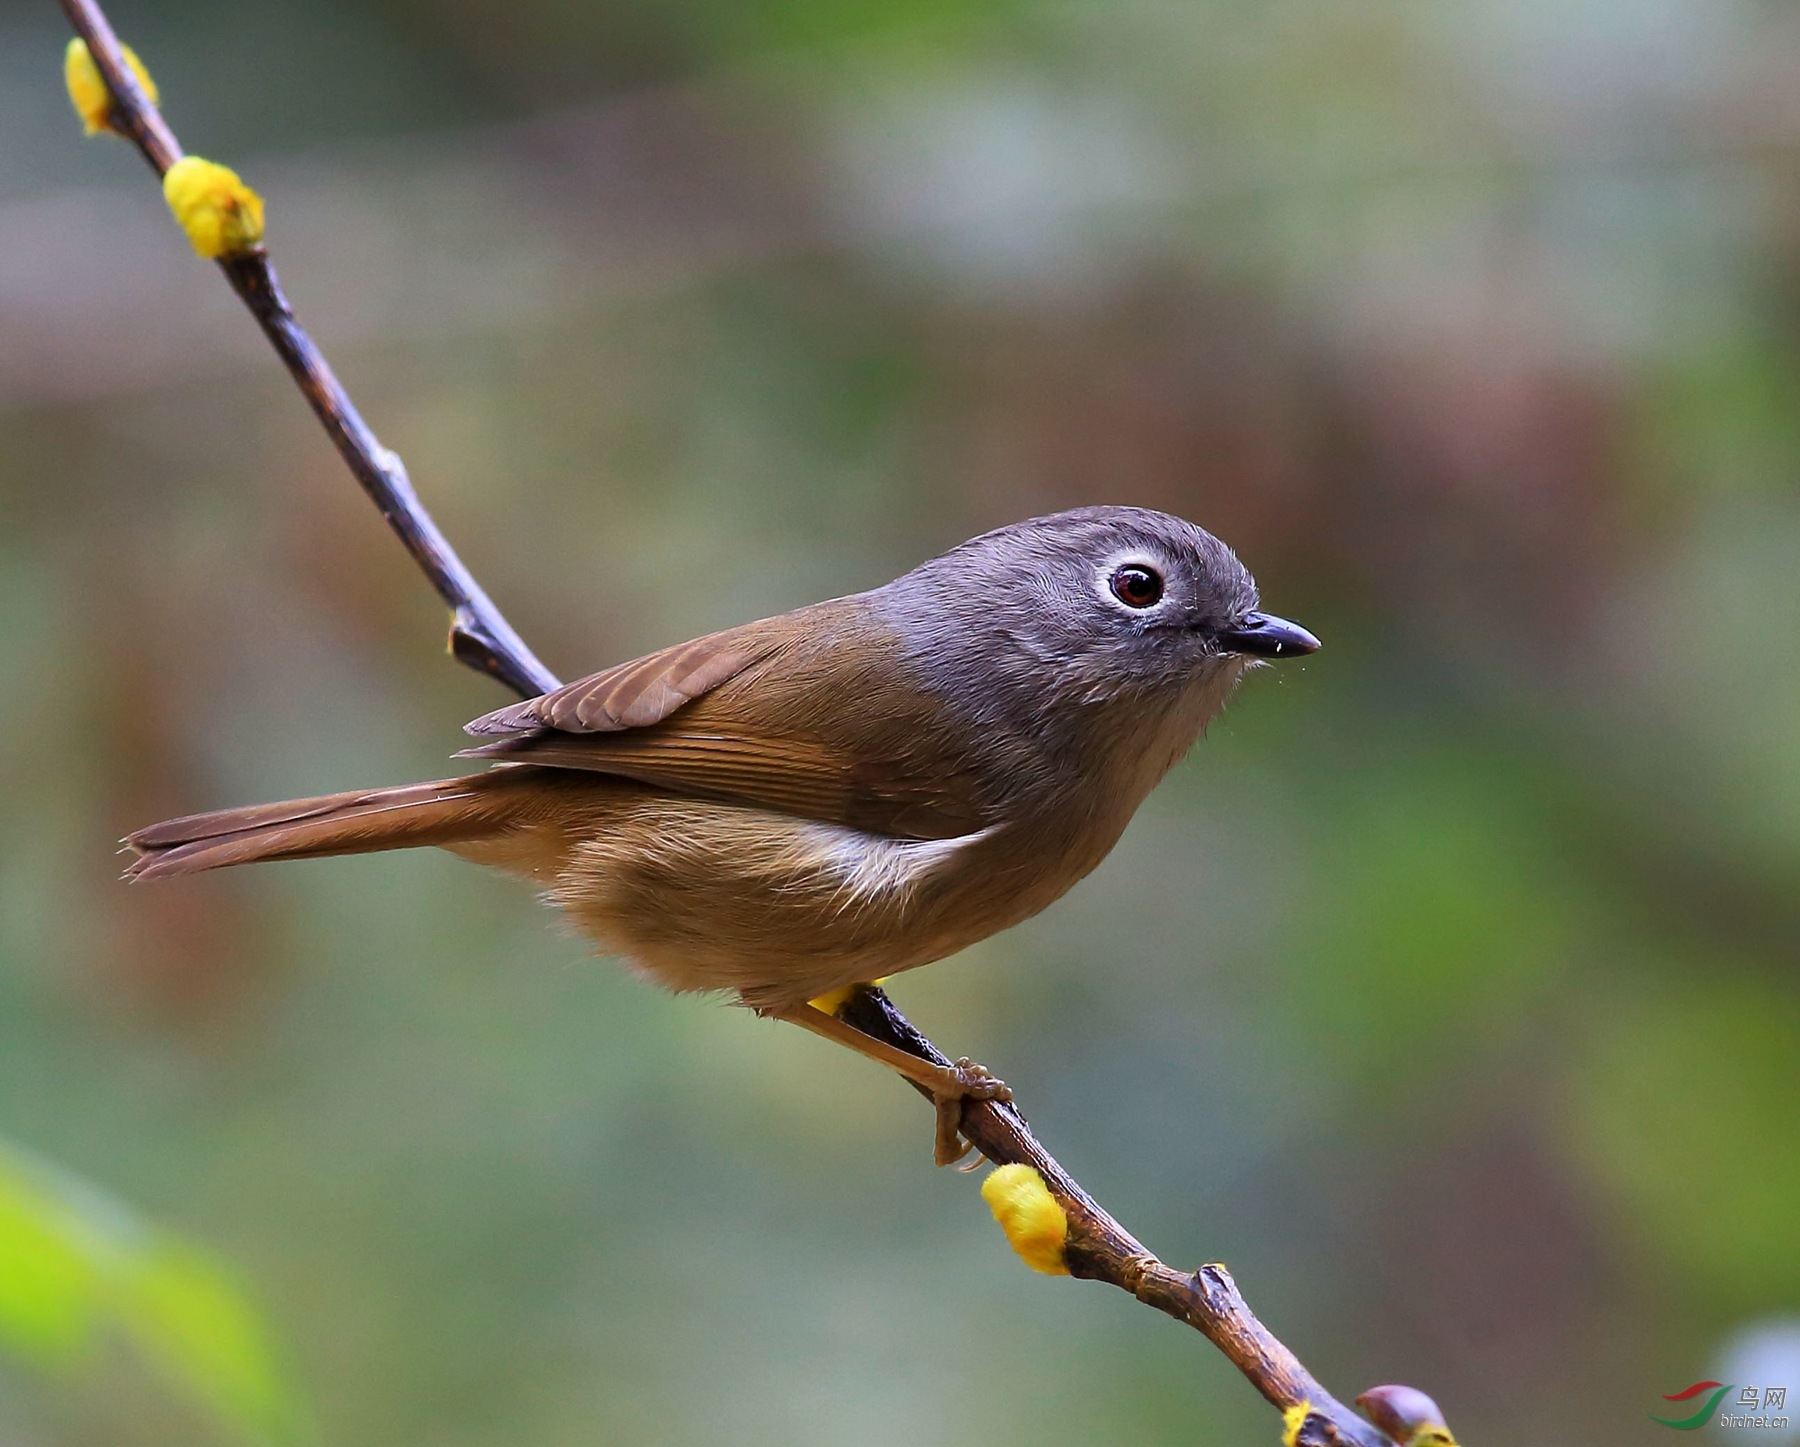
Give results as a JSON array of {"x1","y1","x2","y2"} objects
[{"x1": 57, "y1": 7, "x2": 1449, "y2": 1442}]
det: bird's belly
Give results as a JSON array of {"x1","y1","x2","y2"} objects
[{"x1": 535, "y1": 795, "x2": 1080, "y2": 1010}]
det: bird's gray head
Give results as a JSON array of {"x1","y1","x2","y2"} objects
[{"x1": 877, "y1": 506, "x2": 1318, "y2": 749}]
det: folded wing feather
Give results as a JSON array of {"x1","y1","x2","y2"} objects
[{"x1": 458, "y1": 603, "x2": 991, "y2": 841}]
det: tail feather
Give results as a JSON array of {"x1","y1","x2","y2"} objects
[{"x1": 124, "y1": 776, "x2": 504, "y2": 882}]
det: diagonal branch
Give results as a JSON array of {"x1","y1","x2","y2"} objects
[
  {"x1": 58, "y1": 0, "x2": 556, "y2": 702},
  {"x1": 838, "y1": 987, "x2": 1395, "y2": 1445},
  {"x1": 57, "y1": 6, "x2": 1447, "y2": 1442}
]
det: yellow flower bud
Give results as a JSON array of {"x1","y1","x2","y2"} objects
[
  {"x1": 65, "y1": 36, "x2": 159, "y2": 137},
  {"x1": 980, "y1": 1163, "x2": 1068, "y2": 1275},
  {"x1": 162, "y1": 156, "x2": 265, "y2": 259}
]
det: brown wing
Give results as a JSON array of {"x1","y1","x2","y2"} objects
[
  {"x1": 459, "y1": 603, "x2": 993, "y2": 841},
  {"x1": 465, "y1": 625, "x2": 786, "y2": 735}
]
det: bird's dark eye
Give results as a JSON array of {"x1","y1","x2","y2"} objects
[{"x1": 1108, "y1": 564, "x2": 1164, "y2": 609}]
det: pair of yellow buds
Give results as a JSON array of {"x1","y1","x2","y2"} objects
[{"x1": 64, "y1": 37, "x2": 264, "y2": 260}]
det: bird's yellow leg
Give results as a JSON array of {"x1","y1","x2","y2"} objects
[{"x1": 766, "y1": 1000, "x2": 1010, "y2": 1165}]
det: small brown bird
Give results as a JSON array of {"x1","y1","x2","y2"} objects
[{"x1": 126, "y1": 507, "x2": 1317, "y2": 1159}]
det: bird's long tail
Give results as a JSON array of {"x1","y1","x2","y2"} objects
[{"x1": 123, "y1": 775, "x2": 513, "y2": 882}]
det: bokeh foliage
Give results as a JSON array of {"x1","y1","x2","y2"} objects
[{"x1": 0, "y1": 1142, "x2": 306, "y2": 1444}]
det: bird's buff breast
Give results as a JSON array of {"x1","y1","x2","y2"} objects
[
  {"x1": 458, "y1": 659, "x2": 1244, "y2": 1010},
  {"x1": 530, "y1": 791, "x2": 1099, "y2": 1011}
]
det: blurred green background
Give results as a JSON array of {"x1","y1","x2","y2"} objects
[{"x1": 2, "y1": 0, "x2": 1797, "y2": 1442}]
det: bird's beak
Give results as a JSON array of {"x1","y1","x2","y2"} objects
[{"x1": 1215, "y1": 611, "x2": 1320, "y2": 659}]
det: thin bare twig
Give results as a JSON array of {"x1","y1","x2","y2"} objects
[
  {"x1": 58, "y1": 6, "x2": 1445, "y2": 1442},
  {"x1": 839, "y1": 988, "x2": 1393, "y2": 1445},
  {"x1": 58, "y1": 0, "x2": 556, "y2": 701}
]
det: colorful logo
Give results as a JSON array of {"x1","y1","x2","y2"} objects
[
  {"x1": 1653, "y1": 1382, "x2": 1733, "y2": 1430},
  {"x1": 1653, "y1": 1382, "x2": 1790, "y2": 1431}
]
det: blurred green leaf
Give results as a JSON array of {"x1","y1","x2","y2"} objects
[
  {"x1": 1566, "y1": 974, "x2": 1800, "y2": 1309},
  {"x1": 1287, "y1": 749, "x2": 1577, "y2": 1088},
  {"x1": 0, "y1": 1141, "x2": 311, "y2": 1445},
  {"x1": 0, "y1": 1153, "x2": 100, "y2": 1365}
]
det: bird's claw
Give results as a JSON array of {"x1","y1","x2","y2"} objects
[{"x1": 931, "y1": 1058, "x2": 1011, "y2": 1165}]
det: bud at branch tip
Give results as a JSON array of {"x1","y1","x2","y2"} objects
[{"x1": 1357, "y1": 1385, "x2": 1458, "y2": 1447}]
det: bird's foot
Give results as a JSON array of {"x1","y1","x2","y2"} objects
[
  {"x1": 761, "y1": 1001, "x2": 1010, "y2": 1166},
  {"x1": 929, "y1": 1057, "x2": 1012, "y2": 1167}
]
